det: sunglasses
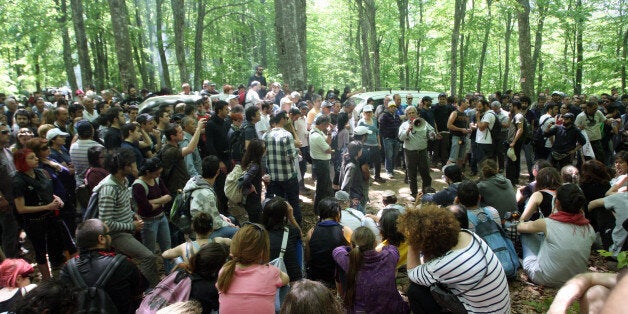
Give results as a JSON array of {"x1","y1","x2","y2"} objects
[
  {"x1": 0, "y1": 130, "x2": 9, "y2": 135},
  {"x1": 40, "y1": 146, "x2": 49, "y2": 150}
]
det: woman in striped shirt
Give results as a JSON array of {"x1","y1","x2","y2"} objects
[{"x1": 399, "y1": 205, "x2": 511, "y2": 313}]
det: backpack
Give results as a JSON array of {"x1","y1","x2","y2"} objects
[
  {"x1": 169, "y1": 187, "x2": 202, "y2": 235},
  {"x1": 467, "y1": 207, "x2": 520, "y2": 278},
  {"x1": 229, "y1": 125, "x2": 246, "y2": 161},
  {"x1": 532, "y1": 116, "x2": 551, "y2": 149},
  {"x1": 67, "y1": 254, "x2": 125, "y2": 314},
  {"x1": 83, "y1": 181, "x2": 119, "y2": 222},
  {"x1": 224, "y1": 164, "x2": 245, "y2": 204},
  {"x1": 521, "y1": 118, "x2": 532, "y2": 144},
  {"x1": 136, "y1": 270, "x2": 192, "y2": 314},
  {"x1": 488, "y1": 112, "x2": 502, "y2": 144}
]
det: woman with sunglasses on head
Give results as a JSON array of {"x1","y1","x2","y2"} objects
[
  {"x1": 217, "y1": 224, "x2": 289, "y2": 313},
  {"x1": 12, "y1": 148, "x2": 66, "y2": 279}
]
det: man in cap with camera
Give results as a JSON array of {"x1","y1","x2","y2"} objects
[{"x1": 398, "y1": 106, "x2": 435, "y2": 200}]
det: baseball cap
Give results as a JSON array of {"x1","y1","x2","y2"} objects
[
  {"x1": 438, "y1": 93, "x2": 447, "y2": 98},
  {"x1": 362, "y1": 104, "x2": 374, "y2": 112},
  {"x1": 75, "y1": 120, "x2": 93, "y2": 138},
  {"x1": 382, "y1": 190, "x2": 396, "y2": 197},
  {"x1": 75, "y1": 89, "x2": 85, "y2": 96},
  {"x1": 387, "y1": 101, "x2": 397, "y2": 107},
  {"x1": 136, "y1": 113, "x2": 154, "y2": 124},
  {"x1": 354, "y1": 125, "x2": 373, "y2": 136},
  {"x1": 327, "y1": 93, "x2": 337, "y2": 100},
  {"x1": 322, "y1": 101, "x2": 333, "y2": 108},
  {"x1": 46, "y1": 128, "x2": 69, "y2": 141}
]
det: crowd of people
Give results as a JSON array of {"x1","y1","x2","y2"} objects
[{"x1": 0, "y1": 71, "x2": 627, "y2": 313}]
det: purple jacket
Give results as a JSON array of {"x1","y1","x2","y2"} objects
[
  {"x1": 333, "y1": 245, "x2": 409, "y2": 314},
  {"x1": 378, "y1": 111, "x2": 402, "y2": 139}
]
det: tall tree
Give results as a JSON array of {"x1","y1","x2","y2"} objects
[
  {"x1": 450, "y1": 0, "x2": 466, "y2": 95},
  {"x1": 477, "y1": 0, "x2": 493, "y2": 92},
  {"x1": 107, "y1": 0, "x2": 137, "y2": 89},
  {"x1": 502, "y1": 11, "x2": 514, "y2": 93},
  {"x1": 396, "y1": 0, "x2": 409, "y2": 89},
  {"x1": 532, "y1": 0, "x2": 548, "y2": 95},
  {"x1": 366, "y1": 0, "x2": 380, "y2": 89},
  {"x1": 574, "y1": 0, "x2": 584, "y2": 94},
  {"x1": 517, "y1": 0, "x2": 534, "y2": 96},
  {"x1": 54, "y1": 0, "x2": 78, "y2": 91},
  {"x1": 70, "y1": 0, "x2": 93, "y2": 88},
  {"x1": 193, "y1": 0, "x2": 207, "y2": 90},
  {"x1": 155, "y1": 0, "x2": 171, "y2": 88},
  {"x1": 356, "y1": 0, "x2": 373, "y2": 89},
  {"x1": 274, "y1": 0, "x2": 307, "y2": 90},
  {"x1": 171, "y1": 0, "x2": 187, "y2": 85},
  {"x1": 133, "y1": 0, "x2": 155, "y2": 90}
]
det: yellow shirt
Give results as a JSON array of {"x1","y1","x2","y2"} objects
[{"x1": 377, "y1": 239, "x2": 408, "y2": 269}]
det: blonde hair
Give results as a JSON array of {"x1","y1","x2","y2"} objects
[{"x1": 216, "y1": 224, "x2": 270, "y2": 293}]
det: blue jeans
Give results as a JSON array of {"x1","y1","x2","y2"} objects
[
  {"x1": 267, "y1": 176, "x2": 301, "y2": 224},
  {"x1": 209, "y1": 226, "x2": 239, "y2": 240},
  {"x1": 141, "y1": 214, "x2": 173, "y2": 273},
  {"x1": 383, "y1": 138, "x2": 400, "y2": 174},
  {"x1": 521, "y1": 232, "x2": 544, "y2": 273},
  {"x1": 449, "y1": 135, "x2": 468, "y2": 163}
]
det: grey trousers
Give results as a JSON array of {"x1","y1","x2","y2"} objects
[
  {"x1": 111, "y1": 231, "x2": 160, "y2": 287},
  {"x1": 405, "y1": 148, "x2": 432, "y2": 197}
]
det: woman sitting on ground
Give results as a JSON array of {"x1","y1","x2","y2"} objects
[
  {"x1": 580, "y1": 160, "x2": 614, "y2": 248},
  {"x1": 399, "y1": 205, "x2": 511, "y2": 313},
  {"x1": 374, "y1": 208, "x2": 407, "y2": 269},
  {"x1": 279, "y1": 279, "x2": 344, "y2": 314},
  {"x1": 477, "y1": 158, "x2": 518, "y2": 219},
  {"x1": 333, "y1": 227, "x2": 409, "y2": 313},
  {"x1": 162, "y1": 213, "x2": 231, "y2": 266},
  {"x1": 517, "y1": 183, "x2": 596, "y2": 287},
  {"x1": 186, "y1": 242, "x2": 230, "y2": 314},
  {"x1": 306, "y1": 197, "x2": 351, "y2": 288},
  {"x1": 520, "y1": 167, "x2": 563, "y2": 221}
]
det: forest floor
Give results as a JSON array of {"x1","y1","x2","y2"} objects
[{"x1": 233, "y1": 162, "x2": 618, "y2": 314}]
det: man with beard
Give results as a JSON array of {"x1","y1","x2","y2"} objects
[
  {"x1": 248, "y1": 65, "x2": 267, "y2": 98},
  {"x1": 545, "y1": 113, "x2": 586, "y2": 170}
]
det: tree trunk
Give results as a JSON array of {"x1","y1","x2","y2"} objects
[
  {"x1": 517, "y1": 0, "x2": 534, "y2": 97},
  {"x1": 70, "y1": 0, "x2": 93, "y2": 89},
  {"x1": 274, "y1": 0, "x2": 307, "y2": 90},
  {"x1": 107, "y1": 0, "x2": 137, "y2": 89},
  {"x1": 356, "y1": 1, "x2": 373, "y2": 89},
  {"x1": 193, "y1": 0, "x2": 207, "y2": 90},
  {"x1": 133, "y1": 0, "x2": 155, "y2": 90},
  {"x1": 55, "y1": 0, "x2": 78, "y2": 91},
  {"x1": 156, "y1": 0, "x2": 171, "y2": 89},
  {"x1": 396, "y1": 0, "x2": 408, "y2": 89},
  {"x1": 477, "y1": 0, "x2": 492, "y2": 92},
  {"x1": 623, "y1": 29, "x2": 628, "y2": 93},
  {"x1": 415, "y1": 0, "x2": 424, "y2": 89},
  {"x1": 574, "y1": 0, "x2": 584, "y2": 95},
  {"x1": 532, "y1": 0, "x2": 548, "y2": 95},
  {"x1": 450, "y1": 0, "x2": 466, "y2": 95},
  {"x1": 502, "y1": 12, "x2": 513, "y2": 93},
  {"x1": 365, "y1": 0, "x2": 380, "y2": 89},
  {"x1": 171, "y1": 0, "x2": 188, "y2": 84}
]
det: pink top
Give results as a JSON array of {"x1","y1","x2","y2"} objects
[{"x1": 217, "y1": 264, "x2": 283, "y2": 313}]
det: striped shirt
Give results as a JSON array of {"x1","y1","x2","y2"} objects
[
  {"x1": 70, "y1": 139, "x2": 104, "y2": 186},
  {"x1": 264, "y1": 127, "x2": 297, "y2": 182},
  {"x1": 97, "y1": 175, "x2": 135, "y2": 233},
  {"x1": 408, "y1": 231, "x2": 511, "y2": 313}
]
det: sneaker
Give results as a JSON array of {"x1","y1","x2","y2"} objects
[
  {"x1": 387, "y1": 172, "x2": 395, "y2": 179},
  {"x1": 374, "y1": 177, "x2": 387, "y2": 183}
]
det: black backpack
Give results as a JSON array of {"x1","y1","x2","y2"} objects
[
  {"x1": 67, "y1": 254, "x2": 125, "y2": 314},
  {"x1": 488, "y1": 112, "x2": 502, "y2": 142},
  {"x1": 532, "y1": 116, "x2": 551, "y2": 149},
  {"x1": 228, "y1": 125, "x2": 245, "y2": 161},
  {"x1": 82, "y1": 182, "x2": 118, "y2": 222},
  {"x1": 169, "y1": 187, "x2": 203, "y2": 235}
]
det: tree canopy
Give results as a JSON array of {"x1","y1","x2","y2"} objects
[{"x1": 0, "y1": 0, "x2": 626, "y2": 96}]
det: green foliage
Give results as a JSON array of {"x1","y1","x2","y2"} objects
[{"x1": 598, "y1": 250, "x2": 628, "y2": 269}]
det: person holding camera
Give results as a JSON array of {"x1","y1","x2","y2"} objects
[{"x1": 398, "y1": 106, "x2": 435, "y2": 200}]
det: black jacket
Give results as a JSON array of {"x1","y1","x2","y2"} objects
[{"x1": 205, "y1": 114, "x2": 230, "y2": 164}]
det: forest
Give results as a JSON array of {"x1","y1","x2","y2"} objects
[{"x1": 0, "y1": 0, "x2": 626, "y2": 97}]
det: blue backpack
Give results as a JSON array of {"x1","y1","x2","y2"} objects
[{"x1": 467, "y1": 207, "x2": 520, "y2": 278}]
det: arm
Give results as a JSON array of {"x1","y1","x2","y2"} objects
[
  {"x1": 520, "y1": 191, "x2": 543, "y2": 221},
  {"x1": 606, "y1": 176, "x2": 628, "y2": 196},
  {"x1": 587, "y1": 198, "x2": 605, "y2": 211},
  {"x1": 517, "y1": 217, "x2": 547, "y2": 234},
  {"x1": 98, "y1": 186, "x2": 135, "y2": 233},
  {"x1": 398, "y1": 122, "x2": 410, "y2": 141},
  {"x1": 511, "y1": 119, "x2": 523, "y2": 147},
  {"x1": 407, "y1": 244, "x2": 421, "y2": 269},
  {"x1": 14, "y1": 196, "x2": 59, "y2": 214},
  {"x1": 548, "y1": 272, "x2": 617, "y2": 314},
  {"x1": 240, "y1": 163, "x2": 260, "y2": 191},
  {"x1": 447, "y1": 111, "x2": 464, "y2": 133},
  {"x1": 279, "y1": 270, "x2": 290, "y2": 286},
  {"x1": 181, "y1": 118, "x2": 206, "y2": 156},
  {"x1": 342, "y1": 225, "x2": 353, "y2": 243},
  {"x1": 162, "y1": 243, "x2": 185, "y2": 259}
]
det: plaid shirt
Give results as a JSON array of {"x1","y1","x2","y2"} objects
[{"x1": 265, "y1": 127, "x2": 297, "y2": 182}]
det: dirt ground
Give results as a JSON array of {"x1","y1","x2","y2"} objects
[{"x1": 231, "y1": 162, "x2": 617, "y2": 314}]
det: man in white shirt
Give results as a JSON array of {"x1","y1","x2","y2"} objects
[
  {"x1": 536, "y1": 103, "x2": 558, "y2": 160},
  {"x1": 295, "y1": 103, "x2": 310, "y2": 192},
  {"x1": 309, "y1": 115, "x2": 334, "y2": 209},
  {"x1": 255, "y1": 102, "x2": 272, "y2": 139},
  {"x1": 575, "y1": 100, "x2": 611, "y2": 162},
  {"x1": 474, "y1": 99, "x2": 496, "y2": 164},
  {"x1": 245, "y1": 81, "x2": 262, "y2": 109}
]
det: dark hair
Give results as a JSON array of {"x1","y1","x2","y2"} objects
[
  {"x1": 337, "y1": 112, "x2": 349, "y2": 131},
  {"x1": 12, "y1": 279, "x2": 76, "y2": 314},
  {"x1": 75, "y1": 219, "x2": 107, "y2": 250},
  {"x1": 520, "y1": 95, "x2": 531, "y2": 105},
  {"x1": 241, "y1": 139, "x2": 265, "y2": 170},
  {"x1": 262, "y1": 196, "x2": 289, "y2": 231},
  {"x1": 556, "y1": 183, "x2": 586, "y2": 214},
  {"x1": 280, "y1": 279, "x2": 343, "y2": 314},
  {"x1": 533, "y1": 159, "x2": 552, "y2": 172},
  {"x1": 480, "y1": 159, "x2": 499, "y2": 178},
  {"x1": 68, "y1": 103, "x2": 84, "y2": 118},
  {"x1": 163, "y1": 123, "x2": 179, "y2": 142},
  {"x1": 345, "y1": 227, "x2": 376, "y2": 308},
  {"x1": 616, "y1": 150, "x2": 628, "y2": 164},
  {"x1": 346, "y1": 141, "x2": 362, "y2": 162},
  {"x1": 317, "y1": 197, "x2": 341, "y2": 221},
  {"x1": 213, "y1": 100, "x2": 228, "y2": 113},
  {"x1": 155, "y1": 108, "x2": 169, "y2": 121},
  {"x1": 510, "y1": 100, "x2": 522, "y2": 111},
  {"x1": 105, "y1": 107, "x2": 122, "y2": 124},
  {"x1": 14, "y1": 109, "x2": 30, "y2": 120},
  {"x1": 103, "y1": 147, "x2": 137, "y2": 174},
  {"x1": 379, "y1": 208, "x2": 405, "y2": 247},
  {"x1": 535, "y1": 167, "x2": 562, "y2": 191},
  {"x1": 184, "y1": 103, "x2": 196, "y2": 116},
  {"x1": 189, "y1": 242, "x2": 229, "y2": 280},
  {"x1": 581, "y1": 160, "x2": 611, "y2": 184},
  {"x1": 121, "y1": 123, "x2": 137, "y2": 139},
  {"x1": 272, "y1": 110, "x2": 288, "y2": 125},
  {"x1": 138, "y1": 157, "x2": 162, "y2": 176},
  {"x1": 447, "y1": 204, "x2": 469, "y2": 229},
  {"x1": 457, "y1": 180, "x2": 479, "y2": 207},
  {"x1": 245, "y1": 106, "x2": 259, "y2": 122},
  {"x1": 192, "y1": 212, "x2": 213, "y2": 235},
  {"x1": 397, "y1": 205, "x2": 460, "y2": 261},
  {"x1": 87, "y1": 146, "x2": 105, "y2": 167},
  {"x1": 201, "y1": 155, "x2": 220, "y2": 179},
  {"x1": 314, "y1": 115, "x2": 330, "y2": 126}
]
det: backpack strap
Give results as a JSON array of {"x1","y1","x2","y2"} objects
[
  {"x1": 67, "y1": 258, "x2": 88, "y2": 289},
  {"x1": 132, "y1": 178, "x2": 149, "y2": 195},
  {"x1": 94, "y1": 254, "x2": 126, "y2": 288},
  {"x1": 343, "y1": 209, "x2": 365, "y2": 226},
  {"x1": 279, "y1": 227, "x2": 289, "y2": 259}
]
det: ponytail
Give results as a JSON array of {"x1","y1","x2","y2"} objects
[
  {"x1": 216, "y1": 259, "x2": 237, "y2": 293},
  {"x1": 344, "y1": 245, "x2": 363, "y2": 308}
]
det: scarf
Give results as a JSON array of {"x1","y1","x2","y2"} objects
[{"x1": 549, "y1": 211, "x2": 590, "y2": 226}]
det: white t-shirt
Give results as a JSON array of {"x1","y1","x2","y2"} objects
[
  {"x1": 539, "y1": 113, "x2": 555, "y2": 148},
  {"x1": 255, "y1": 114, "x2": 270, "y2": 139},
  {"x1": 476, "y1": 110, "x2": 496, "y2": 144}
]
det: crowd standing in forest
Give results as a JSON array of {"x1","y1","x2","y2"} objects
[{"x1": 0, "y1": 68, "x2": 627, "y2": 313}]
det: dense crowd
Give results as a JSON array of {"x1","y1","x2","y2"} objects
[{"x1": 0, "y1": 68, "x2": 627, "y2": 313}]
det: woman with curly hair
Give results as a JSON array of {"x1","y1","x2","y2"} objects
[
  {"x1": 332, "y1": 227, "x2": 409, "y2": 313},
  {"x1": 520, "y1": 167, "x2": 563, "y2": 221},
  {"x1": 399, "y1": 205, "x2": 510, "y2": 313},
  {"x1": 477, "y1": 158, "x2": 518, "y2": 219}
]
